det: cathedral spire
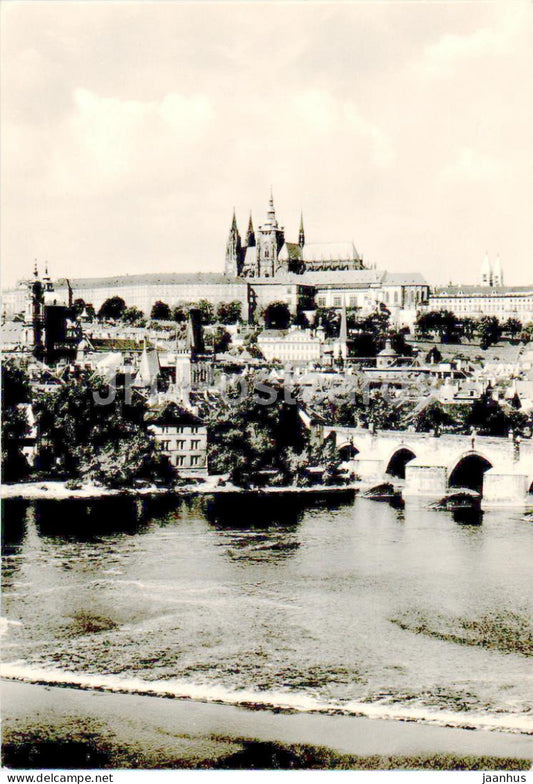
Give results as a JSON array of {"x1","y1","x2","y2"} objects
[
  {"x1": 299, "y1": 211, "x2": 305, "y2": 247},
  {"x1": 246, "y1": 212, "x2": 256, "y2": 247},
  {"x1": 225, "y1": 209, "x2": 242, "y2": 277},
  {"x1": 265, "y1": 188, "x2": 278, "y2": 227}
]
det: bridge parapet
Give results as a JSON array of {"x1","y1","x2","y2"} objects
[{"x1": 325, "y1": 425, "x2": 533, "y2": 502}]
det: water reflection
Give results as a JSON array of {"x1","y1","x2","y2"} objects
[
  {"x1": 452, "y1": 508, "x2": 484, "y2": 526},
  {"x1": 205, "y1": 490, "x2": 354, "y2": 529},
  {"x1": 2, "y1": 492, "x2": 532, "y2": 731}
]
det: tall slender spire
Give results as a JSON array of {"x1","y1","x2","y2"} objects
[
  {"x1": 246, "y1": 212, "x2": 256, "y2": 247},
  {"x1": 299, "y1": 211, "x2": 305, "y2": 247},
  {"x1": 265, "y1": 188, "x2": 277, "y2": 227},
  {"x1": 225, "y1": 208, "x2": 242, "y2": 277}
]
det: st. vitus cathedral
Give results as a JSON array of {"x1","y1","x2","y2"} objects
[{"x1": 225, "y1": 192, "x2": 365, "y2": 278}]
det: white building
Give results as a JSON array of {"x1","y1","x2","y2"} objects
[
  {"x1": 428, "y1": 285, "x2": 533, "y2": 323},
  {"x1": 257, "y1": 327, "x2": 324, "y2": 363}
]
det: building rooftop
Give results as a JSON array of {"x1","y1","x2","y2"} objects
[
  {"x1": 433, "y1": 284, "x2": 533, "y2": 295},
  {"x1": 53, "y1": 273, "x2": 246, "y2": 289}
]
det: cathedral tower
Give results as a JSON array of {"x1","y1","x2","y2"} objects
[
  {"x1": 245, "y1": 213, "x2": 256, "y2": 248},
  {"x1": 492, "y1": 254, "x2": 504, "y2": 287},
  {"x1": 224, "y1": 210, "x2": 243, "y2": 277},
  {"x1": 256, "y1": 191, "x2": 285, "y2": 277},
  {"x1": 481, "y1": 253, "x2": 492, "y2": 287},
  {"x1": 299, "y1": 212, "x2": 305, "y2": 248}
]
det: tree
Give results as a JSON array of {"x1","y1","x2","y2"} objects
[
  {"x1": 217, "y1": 301, "x2": 242, "y2": 325},
  {"x1": 467, "y1": 391, "x2": 510, "y2": 436},
  {"x1": 33, "y1": 375, "x2": 152, "y2": 478},
  {"x1": 206, "y1": 380, "x2": 307, "y2": 487},
  {"x1": 213, "y1": 327, "x2": 232, "y2": 354},
  {"x1": 461, "y1": 317, "x2": 477, "y2": 341},
  {"x1": 123, "y1": 306, "x2": 146, "y2": 325},
  {"x1": 503, "y1": 318, "x2": 522, "y2": 340},
  {"x1": 72, "y1": 298, "x2": 86, "y2": 318},
  {"x1": 150, "y1": 301, "x2": 171, "y2": 321},
  {"x1": 416, "y1": 310, "x2": 461, "y2": 343},
  {"x1": 264, "y1": 302, "x2": 291, "y2": 330},
  {"x1": 172, "y1": 304, "x2": 189, "y2": 323},
  {"x1": 414, "y1": 401, "x2": 455, "y2": 433},
  {"x1": 316, "y1": 307, "x2": 340, "y2": 338},
  {"x1": 76, "y1": 434, "x2": 175, "y2": 488},
  {"x1": 197, "y1": 299, "x2": 215, "y2": 325},
  {"x1": 1, "y1": 361, "x2": 31, "y2": 482},
  {"x1": 98, "y1": 296, "x2": 127, "y2": 321},
  {"x1": 477, "y1": 316, "x2": 502, "y2": 350}
]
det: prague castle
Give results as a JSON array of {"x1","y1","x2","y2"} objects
[
  {"x1": 225, "y1": 192, "x2": 364, "y2": 277},
  {"x1": 29, "y1": 193, "x2": 533, "y2": 329}
]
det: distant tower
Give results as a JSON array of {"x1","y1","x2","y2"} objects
[
  {"x1": 481, "y1": 253, "x2": 492, "y2": 287},
  {"x1": 337, "y1": 298, "x2": 348, "y2": 360},
  {"x1": 298, "y1": 212, "x2": 305, "y2": 248},
  {"x1": 26, "y1": 261, "x2": 45, "y2": 360},
  {"x1": 224, "y1": 210, "x2": 242, "y2": 277},
  {"x1": 256, "y1": 190, "x2": 285, "y2": 277},
  {"x1": 245, "y1": 213, "x2": 256, "y2": 248},
  {"x1": 492, "y1": 254, "x2": 504, "y2": 287}
]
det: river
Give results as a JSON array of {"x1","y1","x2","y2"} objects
[{"x1": 2, "y1": 492, "x2": 532, "y2": 733}]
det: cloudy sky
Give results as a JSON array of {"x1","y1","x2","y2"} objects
[{"x1": 2, "y1": 1, "x2": 532, "y2": 288}]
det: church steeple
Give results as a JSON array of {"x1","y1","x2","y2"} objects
[
  {"x1": 299, "y1": 212, "x2": 305, "y2": 247},
  {"x1": 245, "y1": 212, "x2": 256, "y2": 247},
  {"x1": 264, "y1": 188, "x2": 278, "y2": 228},
  {"x1": 225, "y1": 209, "x2": 242, "y2": 277}
]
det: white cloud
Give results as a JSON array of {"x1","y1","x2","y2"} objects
[
  {"x1": 443, "y1": 147, "x2": 505, "y2": 184},
  {"x1": 292, "y1": 90, "x2": 393, "y2": 167},
  {"x1": 420, "y1": 4, "x2": 529, "y2": 78},
  {"x1": 48, "y1": 88, "x2": 215, "y2": 191}
]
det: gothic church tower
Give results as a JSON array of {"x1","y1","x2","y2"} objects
[
  {"x1": 224, "y1": 210, "x2": 243, "y2": 277},
  {"x1": 256, "y1": 192, "x2": 285, "y2": 277}
]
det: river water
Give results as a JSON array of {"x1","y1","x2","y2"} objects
[{"x1": 2, "y1": 493, "x2": 532, "y2": 733}]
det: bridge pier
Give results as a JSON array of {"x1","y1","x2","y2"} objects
[
  {"x1": 353, "y1": 454, "x2": 386, "y2": 481},
  {"x1": 482, "y1": 468, "x2": 530, "y2": 507},
  {"x1": 403, "y1": 460, "x2": 448, "y2": 502}
]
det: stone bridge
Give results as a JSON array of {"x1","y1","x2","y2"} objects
[{"x1": 323, "y1": 427, "x2": 533, "y2": 506}]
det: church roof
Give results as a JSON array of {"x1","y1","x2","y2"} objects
[
  {"x1": 298, "y1": 269, "x2": 384, "y2": 287},
  {"x1": 302, "y1": 241, "x2": 361, "y2": 263},
  {"x1": 242, "y1": 245, "x2": 258, "y2": 266},
  {"x1": 382, "y1": 272, "x2": 428, "y2": 285},
  {"x1": 278, "y1": 242, "x2": 303, "y2": 262}
]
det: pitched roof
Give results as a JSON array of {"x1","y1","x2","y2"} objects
[
  {"x1": 298, "y1": 269, "x2": 384, "y2": 287},
  {"x1": 433, "y1": 284, "x2": 533, "y2": 295},
  {"x1": 55, "y1": 273, "x2": 247, "y2": 289},
  {"x1": 144, "y1": 401, "x2": 204, "y2": 426},
  {"x1": 302, "y1": 241, "x2": 361, "y2": 263},
  {"x1": 382, "y1": 272, "x2": 428, "y2": 285}
]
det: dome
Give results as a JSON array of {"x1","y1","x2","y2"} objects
[{"x1": 378, "y1": 340, "x2": 397, "y2": 357}]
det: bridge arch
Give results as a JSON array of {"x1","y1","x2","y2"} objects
[
  {"x1": 385, "y1": 446, "x2": 417, "y2": 480},
  {"x1": 447, "y1": 451, "x2": 493, "y2": 493},
  {"x1": 337, "y1": 441, "x2": 360, "y2": 461}
]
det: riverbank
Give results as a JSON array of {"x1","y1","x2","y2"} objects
[
  {"x1": 2, "y1": 680, "x2": 532, "y2": 770},
  {"x1": 0, "y1": 479, "x2": 357, "y2": 501}
]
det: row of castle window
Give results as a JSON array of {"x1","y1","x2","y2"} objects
[
  {"x1": 159, "y1": 439, "x2": 203, "y2": 451},
  {"x1": 174, "y1": 455, "x2": 204, "y2": 467},
  {"x1": 158, "y1": 425, "x2": 200, "y2": 434}
]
